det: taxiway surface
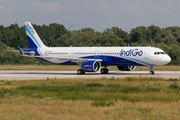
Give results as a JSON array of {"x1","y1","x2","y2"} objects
[{"x1": 0, "y1": 70, "x2": 179, "y2": 80}]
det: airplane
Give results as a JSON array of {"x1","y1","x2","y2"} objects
[{"x1": 14, "y1": 22, "x2": 171, "y2": 75}]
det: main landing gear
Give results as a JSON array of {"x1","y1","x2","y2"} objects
[
  {"x1": 77, "y1": 69, "x2": 85, "y2": 75},
  {"x1": 101, "y1": 68, "x2": 109, "y2": 74},
  {"x1": 77, "y1": 68, "x2": 109, "y2": 74},
  {"x1": 149, "y1": 66, "x2": 154, "y2": 75}
]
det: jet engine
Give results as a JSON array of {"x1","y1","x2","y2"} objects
[{"x1": 81, "y1": 60, "x2": 101, "y2": 72}]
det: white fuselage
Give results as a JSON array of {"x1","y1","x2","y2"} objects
[{"x1": 38, "y1": 46, "x2": 171, "y2": 66}]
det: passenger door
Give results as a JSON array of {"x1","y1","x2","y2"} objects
[
  {"x1": 69, "y1": 50, "x2": 73, "y2": 58},
  {"x1": 144, "y1": 49, "x2": 150, "y2": 59}
]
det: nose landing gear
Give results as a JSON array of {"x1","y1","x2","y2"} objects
[{"x1": 149, "y1": 66, "x2": 154, "y2": 75}]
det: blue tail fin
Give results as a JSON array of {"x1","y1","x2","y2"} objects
[{"x1": 24, "y1": 22, "x2": 46, "y2": 49}]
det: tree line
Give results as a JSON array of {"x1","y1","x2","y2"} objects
[{"x1": 0, "y1": 23, "x2": 179, "y2": 64}]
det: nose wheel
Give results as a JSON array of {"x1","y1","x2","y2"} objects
[
  {"x1": 149, "y1": 71, "x2": 154, "y2": 75},
  {"x1": 149, "y1": 66, "x2": 154, "y2": 75},
  {"x1": 101, "y1": 68, "x2": 109, "y2": 74}
]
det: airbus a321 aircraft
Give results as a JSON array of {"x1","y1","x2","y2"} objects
[{"x1": 15, "y1": 22, "x2": 171, "y2": 75}]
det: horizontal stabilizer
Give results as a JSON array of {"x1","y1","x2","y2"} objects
[
  {"x1": 6, "y1": 45, "x2": 25, "y2": 54},
  {"x1": 17, "y1": 45, "x2": 24, "y2": 54},
  {"x1": 6, "y1": 50, "x2": 19, "y2": 52}
]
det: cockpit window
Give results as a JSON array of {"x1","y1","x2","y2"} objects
[{"x1": 154, "y1": 52, "x2": 166, "y2": 55}]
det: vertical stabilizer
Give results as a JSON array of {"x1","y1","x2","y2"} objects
[{"x1": 24, "y1": 22, "x2": 46, "y2": 48}]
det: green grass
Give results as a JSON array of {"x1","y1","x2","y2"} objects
[
  {"x1": 14, "y1": 85, "x2": 161, "y2": 101},
  {"x1": 1, "y1": 77, "x2": 180, "y2": 119},
  {"x1": 169, "y1": 83, "x2": 179, "y2": 89},
  {"x1": 91, "y1": 101, "x2": 107, "y2": 107},
  {"x1": 0, "y1": 77, "x2": 180, "y2": 102}
]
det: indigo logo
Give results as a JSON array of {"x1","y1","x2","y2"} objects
[{"x1": 120, "y1": 49, "x2": 143, "y2": 56}]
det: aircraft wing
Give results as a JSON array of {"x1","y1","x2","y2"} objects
[
  {"x1": 13, "y1": 45, "x2": 102, "y2": 64},
  {"x1": 22, "y1": 54, "x2": 102, "y2": 64}
]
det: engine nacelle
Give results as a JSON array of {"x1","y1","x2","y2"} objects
[
  {"x1": 81, "y1": 60, "x2": 101, "y2": 72},
  {"x1": 117, "y1": 66, "x2": 136, "y2": 71}
]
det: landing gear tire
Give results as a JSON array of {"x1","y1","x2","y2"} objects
[
  {"x1": 77, "y1": 69, "x2": 85, "y2": 75},
  {"x1": 149, "y1": 66, "x2": 154, "y2": 75},
  {"x1": 101, "y1": 68, "x2": 108, "y2": 74},
  {"x1": 149, "y1": 71, "x2": 154, "y2": 75}
]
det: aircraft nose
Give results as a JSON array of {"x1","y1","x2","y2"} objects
[
  {"x1": 165, "y1": 55, "x2": 171, "y2": 64},
  {"x1": 156, "y1": 55, "x2": 171, "y2": 65}
]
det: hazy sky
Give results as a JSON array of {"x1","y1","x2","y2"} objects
[{"x1": 0, "y1": 0, "x2": 180, "y2": 32}]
